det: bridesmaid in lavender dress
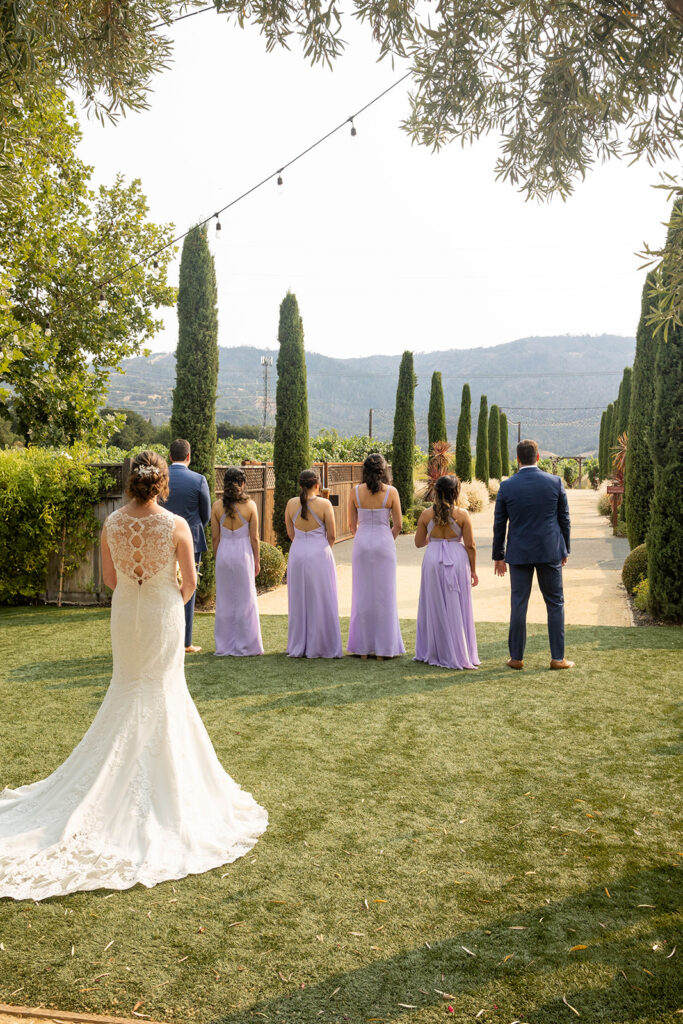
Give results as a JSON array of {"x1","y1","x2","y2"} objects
[
  {"x1": 347, "y1": 453, "x2": 405, "y2": 660},
  {"x1": 211, "y1": 467, "x2": 264, "y2": 656},
  {"x1": 285, "y1": 469, "x2": 343, "y2": 659},
  {"x1": 414, "y1": 474, "x2": 480, "y2": 670}
]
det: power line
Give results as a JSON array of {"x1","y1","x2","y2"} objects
[{"x1": 150, "y1": 5, "x2": 214, "y2": 31}]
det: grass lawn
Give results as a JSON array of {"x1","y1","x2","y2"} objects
[{"x1": 0, "y1": 607, "x2": 681, "y2": 1024}]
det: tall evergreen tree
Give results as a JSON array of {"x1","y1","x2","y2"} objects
[
  {"x1": 626, "y1": 275, "x2": 657, "y2": 548},
  {"x1": 598, "y1": 410, "x2": 607, "y2": 480},
  {"x1": 171, "y1": 224, "x2": 218, "y2": 600},
  {"x1": 604, "y1": 403, "x2": 614, "y2": 477},
  {"x1": 647, "y1": 207, "x2": 683, "y2": 620},
  {"x1": 475, "y1": 394, "x2": 489, "y2": 483},
  {"x1": 617, "y1": 366, "x2": 632, "y2": 437},
  {"x1": 499, "y1": 410, "x2": 510, "y2": 476},
  {"x1": 488, "y1": 404, "x2": 502, "y2": 479},
  {"x1": 273, "y1": 292, "x2": 310, "y2": 553},
  {"x1": 427, "y1": 371, "x2": 447, "y2": 452},
  {"x1": 392, "y1": 351, "x2": 417, "y2": 514},
  {"x1": 455, "y1": 383, "x2": 472, "y2": 481}
]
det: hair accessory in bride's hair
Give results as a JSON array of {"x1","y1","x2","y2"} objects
[{"x1": 134, "y1": 464, "x2": 160, "y2": 478}]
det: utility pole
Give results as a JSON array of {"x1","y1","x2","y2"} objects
[
  {"x1": 368, "y1": 408, "x2": 373, "y2": 438},
  {"x1": 259, "y1": 356, "x2": 273, "y2": 441}
]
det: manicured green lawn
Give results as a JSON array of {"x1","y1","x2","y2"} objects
[{"x1": 0, "y1": 607, "x2": 681, "y2": 1024}]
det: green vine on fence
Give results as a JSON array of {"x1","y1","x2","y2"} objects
[{"x1": 0, "y1": 447, "x2": 112, "y2": 603}]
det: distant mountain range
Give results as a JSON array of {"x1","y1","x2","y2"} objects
[{"x1": 106, "y1": 334, "x2": 635, "y2": 455}]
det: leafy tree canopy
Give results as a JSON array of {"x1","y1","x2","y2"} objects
[{"x1": 0, "y1": 90, "x2": 175, "y2": 446}]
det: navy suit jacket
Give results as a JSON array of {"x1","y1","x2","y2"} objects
[
  {"x1": 160, "y1": 463, "x2": 211, "y2": 555},
  {"x1": 492, "y1": 466, "x2": 570, "y2": 565}
]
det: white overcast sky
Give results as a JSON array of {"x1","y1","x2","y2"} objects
[{"x1": 75, "y1": 10, "x2": 677, "y2": 358}]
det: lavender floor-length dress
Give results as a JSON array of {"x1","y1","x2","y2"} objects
[
  {"x1": 214, "y1": 511, "x2": 264, "y2": 656},
  {"x1": 414, "y1": 518, "x2": 480, "y2": 670},
  {"x1": 287, "y1": 507, "x2": 343, "y2": 659},
  {"x1": 347, "y1": 485, "x2": 405, "y2": 657}
]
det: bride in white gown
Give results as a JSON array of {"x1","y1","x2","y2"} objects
[{"x1": 0, "y1": 451, "x2": 267, "y2": 902}]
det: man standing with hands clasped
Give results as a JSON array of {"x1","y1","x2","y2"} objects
[
  {"x1": 161, "y1": 438, "x2": 211, "y2": 654},
  {"x1": 492, "y1": 438, "x2": 574, "y2": 671}
]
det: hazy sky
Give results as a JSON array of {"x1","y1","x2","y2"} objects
[{"x1": 75, "y1": 11, "x2": 677, "y2": 358}]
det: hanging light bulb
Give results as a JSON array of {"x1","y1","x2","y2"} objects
[
  {"x1": 98, "y1": 285, "x2": 106, "y2": 312},
  {"x1": 215, "y1": 214, "x2": 222, "y2": 235},
  {"x1": 349, "y1": 118, "x2": 357, "y2": 137},
  {"x1": 277, "y1": 171, "x2": 283, "y2": 186}
]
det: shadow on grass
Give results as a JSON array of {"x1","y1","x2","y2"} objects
[
  {"x1": 207, "y1": 866, "x2": 679, "y2": 1024},
  {"x1": 0, "y1": 606, "x2": 109, "y2": 627}
]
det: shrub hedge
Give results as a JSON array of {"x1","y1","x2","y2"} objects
[
  {"x1": 621, "y1": 544, "x2": 648, "y2": 594},
  {"x1": 255, "y1": 542, "x2": 286, "y2": 590}
]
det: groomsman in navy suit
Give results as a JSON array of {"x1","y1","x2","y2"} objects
[
  {"x1": 161, "y1": 438, "x2": 211, "y2": 653},
  {"x1": 492, "y1": 438, "x2": 574, "y2": 670}
]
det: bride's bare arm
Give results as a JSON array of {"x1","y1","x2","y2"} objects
[
  {"x1": 101, "y1": 525, "x2": 117, "y2": 590},
  {"x1": 175, "y1": 517, "x2": 197, "y2": 604}
]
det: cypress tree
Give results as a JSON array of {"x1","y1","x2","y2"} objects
[
  {"x1": 618, "y1": 366, "x2": 632, "y2": 437},
  {"x1": 488, "y1": 404, "x2": 502, "y2": 479},
  {"x1": 427, "y1": 371, "x2": 447, "y2": 451},
  {"x1": 604, "y1": 403, "x2": 614, "y2": 478},
  {"x1": 598, "y1": 410, "x2": 605, "y2": 479},
  {"x1": 171, "y1": 224, "x2": 219, "y2": 600},
  {"x1": 475, "y1": 394, "x2": 489, "y2": 483},
  {"x1": 499, "y1": 410, "x2": 510, "y2": 477},
  {"x1": 455, "y1": 383, "x2": 472, "y2": 481},
  {"x1": 647, "y1": 210, "x2": 683, "y2": 620},
  {"x1": 273, "y1": 292, "x2": 310, "y2": 553},
  {"x1": 626, "y1": 274, "x2": 657, "y2": 548},
  {"x1": 392, "y1": 351, "x2": 417, "y2": 514}
]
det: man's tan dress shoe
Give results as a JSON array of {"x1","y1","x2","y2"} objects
[
  {"x1": 550, "y1": 658, "x2": 574, "y2": 670},
  {"x1": 506, "y1": 658, "x2": 524, "y2": 670},
  {"x1": 185, "y1": 644, "x2": 202, "y2": 654}
]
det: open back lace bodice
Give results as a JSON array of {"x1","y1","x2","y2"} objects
[{"x1": 105, "y1": 507, "x2": 176, "y2": 584}]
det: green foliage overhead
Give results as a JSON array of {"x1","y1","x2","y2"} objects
[
  {"x1": 488, "y1": 404, "x2": 502, "y2": 480},
  {"x1": 475, "y1": 395, "x2": 489, "y2": 483},
  {"x1": 392, "y1": 351, "x2": 417, "y2": 514},
  {"x1": 273, "y1": 293, "x2": 310, "y2": 553},
  {"x1": 171, "y1": 225, "x2": 219, "y2": 599},
  {"x1": 499, "y1": 410, "x2": 510, "y2": 477},
  {"x1": 0, "y1": 91, "x2": 175, "y2": 446},
  {"x1": 647, "y1": 298, "x2": 683, "y2": 621},
  {"x1": 427, "y1": 371, "x2": 447, "y2": 450},
  {"x1": 100, "y1": 408, "x2": 160, "y2": 451},
  {"x1": 0, "y1": 447, "x2": 109, "y2": 603},
  {"x1": 455, "y1": 383, "x2": 472, "y2": 482}
]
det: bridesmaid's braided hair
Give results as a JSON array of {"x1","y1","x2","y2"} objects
[
  {"x1": 362, "y1": 453, "x2": 389, "y2": 494},
  {"x1": 298, "y1": 468, "x2": 319, "y2": 520},
  {"x1": 433, "y1": 474, "x2": 460, "y2": 526},
  {"x1": 222, "y1": 466, "x2": 248, "y2": 516}
]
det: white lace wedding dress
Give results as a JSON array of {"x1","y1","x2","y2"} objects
[{"x1": 0, "y1": 507, "x2": 268, "y2": 901}]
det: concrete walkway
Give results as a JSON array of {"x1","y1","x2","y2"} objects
[{"x1": 258, "y1": 489, "x2": 632, "y2": 626}]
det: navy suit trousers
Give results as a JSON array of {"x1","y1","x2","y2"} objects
[
  {"x1": 184, "y1": 552, "x2": 201, "y2": 647},
  {"x1": 509, "y1": 563, "x2": 564, "y2": 662}
]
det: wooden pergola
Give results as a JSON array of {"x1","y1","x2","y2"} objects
[{"x1": 549, "y1": 455, "x2": 585, "y2": 488}]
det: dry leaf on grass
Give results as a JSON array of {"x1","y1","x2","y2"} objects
[
  {"x1": 569, "y1": 945, "x2": 587, "y2": 952},
  {"x1": 132, "y1": 1001, "x2": 144, "y2": 1012},
  {"x1": 562, "y1": 995, "x2": 580, "y2": 1016},
  {"x1": 462, "y1": 946, "x2": 476, "y2": 956},
  {"x1": 398, "y1": 1004, "x2": 417, "y2": 1009},
  {"x1": 330, "y1": 987, "x2": 341, "y2": 998},
  {"x1": 667, "y1": 947, "x2": 677, "y2": 958},
  {"x1": 103, "y1": 940, "x2": 114, "y2": 952}
]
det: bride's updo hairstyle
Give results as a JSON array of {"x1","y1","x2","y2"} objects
[
  {"x1": 433, "y1": 474, "x2": 460, "y2": 526},
  {"x1": 127, "y1": 450, "x2": 170, "y2": 503},
  {"x1": 298, "y1": 468, "x2": 319, "y2": 520},
  {"x1": 222, "y1": 466, "x2": 248, "y2": 516},
  {"x1": 362, "y1": 453, "x2": 389, "y2": 494}
]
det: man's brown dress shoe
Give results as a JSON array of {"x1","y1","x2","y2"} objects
[
  {"x1": 550, "y1": 658, "x2": 574, "y2": 670},
  {"x1": 506, "y1": 658, "x2": 524, "y2": 670},
  {"x1": 185, "y1": 645, "x2": 202, "y2": 654}
]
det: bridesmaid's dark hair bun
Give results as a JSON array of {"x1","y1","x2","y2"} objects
[
  {"x1": 222, "y1": 466, "x2": 248, "y2": 516},
  {"x1": 298, "y1": 468, "x2": 319, "y2": 520},
  {"x1": 127, "y1": 450, "x2": 169, "y2": 503},
  {"x1": 362, "y1": 453, "x2": 389, "y2": 494},
  {"x1": 433, "y1": 474, "x2": 460, "y2": 526}
]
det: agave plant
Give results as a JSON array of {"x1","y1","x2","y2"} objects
[
  {"x1": 611, "y1": 431, "x2": 627, "y2": 482},
  {"x1": 424, "y1": 440, "x2": 453, "y2": 500}
]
